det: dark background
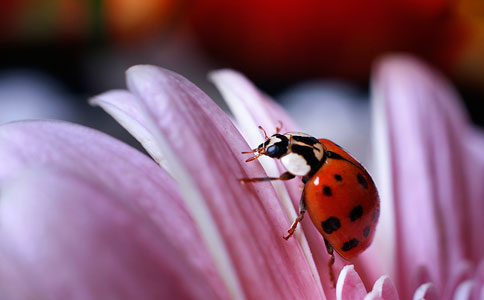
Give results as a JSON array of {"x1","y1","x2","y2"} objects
[{"x1": 1, "y1": 0, "x2": 483, "y2": 145}]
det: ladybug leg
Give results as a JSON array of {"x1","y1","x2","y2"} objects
[
  {"x1": 324, "y1": 239, "x2": 336, "y2": 288},
  {"x1": 240, "y1": 171, "x2": 295, "y2": 183},
  {"x1": 283, "y1": 194, "x2": 306, "y2": 240}
]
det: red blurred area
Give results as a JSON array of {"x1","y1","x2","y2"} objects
[{"x1": 187, "y1": 0, "x2": 469, "y2": 84}]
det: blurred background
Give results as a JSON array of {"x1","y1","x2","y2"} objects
[{"x1": 1, "y1": 0, "x2": 483, "y2": 162}]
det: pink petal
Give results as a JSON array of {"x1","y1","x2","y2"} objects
[
  {"x1": 0, "y1": 168, "x2": 225, "y2": 299},
  {"x1": 126, "y1": 65, "x2": 322, "y2": 299},
  {"x1": 210, "y1": 69, "x2": 348, "y2": 299},
  {"x1": 369, "y1": 275, "x2": 399, "y2": 300},
  {"x1": 413, "y1": 283, "x2": 439, "y2": 300},
  {"x1": 0, "y1": 121, "x2": 228, "y2": 298},
  {"x1": 373, "y1": 55, "x2": 480, "y2": 298},
  {"x1": 336, "y1": 265, "x2": 367, "y2": 300},
  {"x1": 89, "y1": 90, "x2": 168, "y2": 171}
]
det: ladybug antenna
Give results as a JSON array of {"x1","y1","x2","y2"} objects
[
  {"x1": 245, "y1": 154, "x2": 262, "y2": 162},
  {"x1": 241, "y1": 146, "x2": 259, "y2": 154},
  {"x1": 243, "y1": 150, "x2": 264, "y2": 162},
  {"x1": 258, "y1": 126, "x2": 269, "y2": 140},
  {"x1": 276, "y1": 121, "x2": 283, "y2": 133},
  {"x1": 241, "y1": 147, "x2": 265, "y2": 162}
]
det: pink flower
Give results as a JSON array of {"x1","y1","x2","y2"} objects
[
  {"x1": 369, "y1": 56, "x2": 484, "y2": 300},
  {"x1": 0, "y1": 55, "x2": 482, "y2": 300}
]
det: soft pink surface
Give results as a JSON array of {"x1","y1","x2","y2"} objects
[{"x1": 0, "y1": 121, "x2": 227, "y2": 299}]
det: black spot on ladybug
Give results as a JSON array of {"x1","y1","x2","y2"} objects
[
  {"x1": 334, "y1": 174, "x2": 342, "y2": 181},
  {"x1": 357, "y1": 173, "x2": 368, "y2": 189},
  {"x1": 322, "y1": 217, "x2": 341, "y2": 234},
  {"x1": 363, "y1": 226, "x2": 371, "y2": 238},
  {"x1": 350, "y1": 205, "x2": 363, "y2": 221},
  {"x1": 372, "y1": 209, "x2": 380, "y2": 222},
  {"x1": 341, "y1": 239, "x2": 359, "y2": 251},
  {"x1": 323, "y1": 185, "x2": 332, "y2": 196}
]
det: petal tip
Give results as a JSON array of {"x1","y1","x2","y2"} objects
[
  {"x1": 336, "y1": 264, "x2": 367, "y2": 300},
  {"x1": 88, "y1": 90, "x2": 125, "y2": 107},
  {"x1": 208, "y1": 69, "x2": 241, "y2": 81},
  {"x1": 126, "y1": 64, "x2": 158, "y2": 75},
  {"x1": 413, "y1": 282, "x2": 438, "y2": 300},
  {"x1": 126, "y1": 65, "x2": 166, "y2": 86},
  {"x1": 371, "y1": 274, "x2": 399, "y2": 300}
]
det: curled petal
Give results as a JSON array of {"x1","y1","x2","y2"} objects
[
  {"x1": 89, "y1": 90, "x2": 169, "y2": 173},
  {"x1": 413, "y1": 283, "x2": 438, "y2": 300},
  {"x1": 126, "y1": 65, "x2": 322, "y2": 299},
  {"x1": 336, "y1": 265, "x2": 367, "y2": 300},
  {"x1": 370, "y1": 275, "x2": 399, "y2": 300}
]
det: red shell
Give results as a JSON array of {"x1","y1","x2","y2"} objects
[{"x1": 304, "y1": 139, "x2": 380, "y2": 260}]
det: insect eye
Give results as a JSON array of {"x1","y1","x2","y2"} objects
[{"x1": 266, "y1": 145, "x2": 279, "y2": 157}]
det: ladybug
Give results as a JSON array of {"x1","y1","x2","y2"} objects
[{"x1": 242, "y1": 126, "x2": 380, "y2": 284}]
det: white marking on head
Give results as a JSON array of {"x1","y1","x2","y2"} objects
[
  {"x1": 267, "y1": 136, "x2": 282, "y2": 148},
  {"x1": 281, "y1": 152, "x2": 311, "y2": 176}
]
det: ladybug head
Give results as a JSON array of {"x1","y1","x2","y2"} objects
[
  {"x1": 260, "y1": 134, "x2": 289, "y2": 158},
  {"x1": 243, "y1": 133, "x2": 289, "y2": 162}
]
